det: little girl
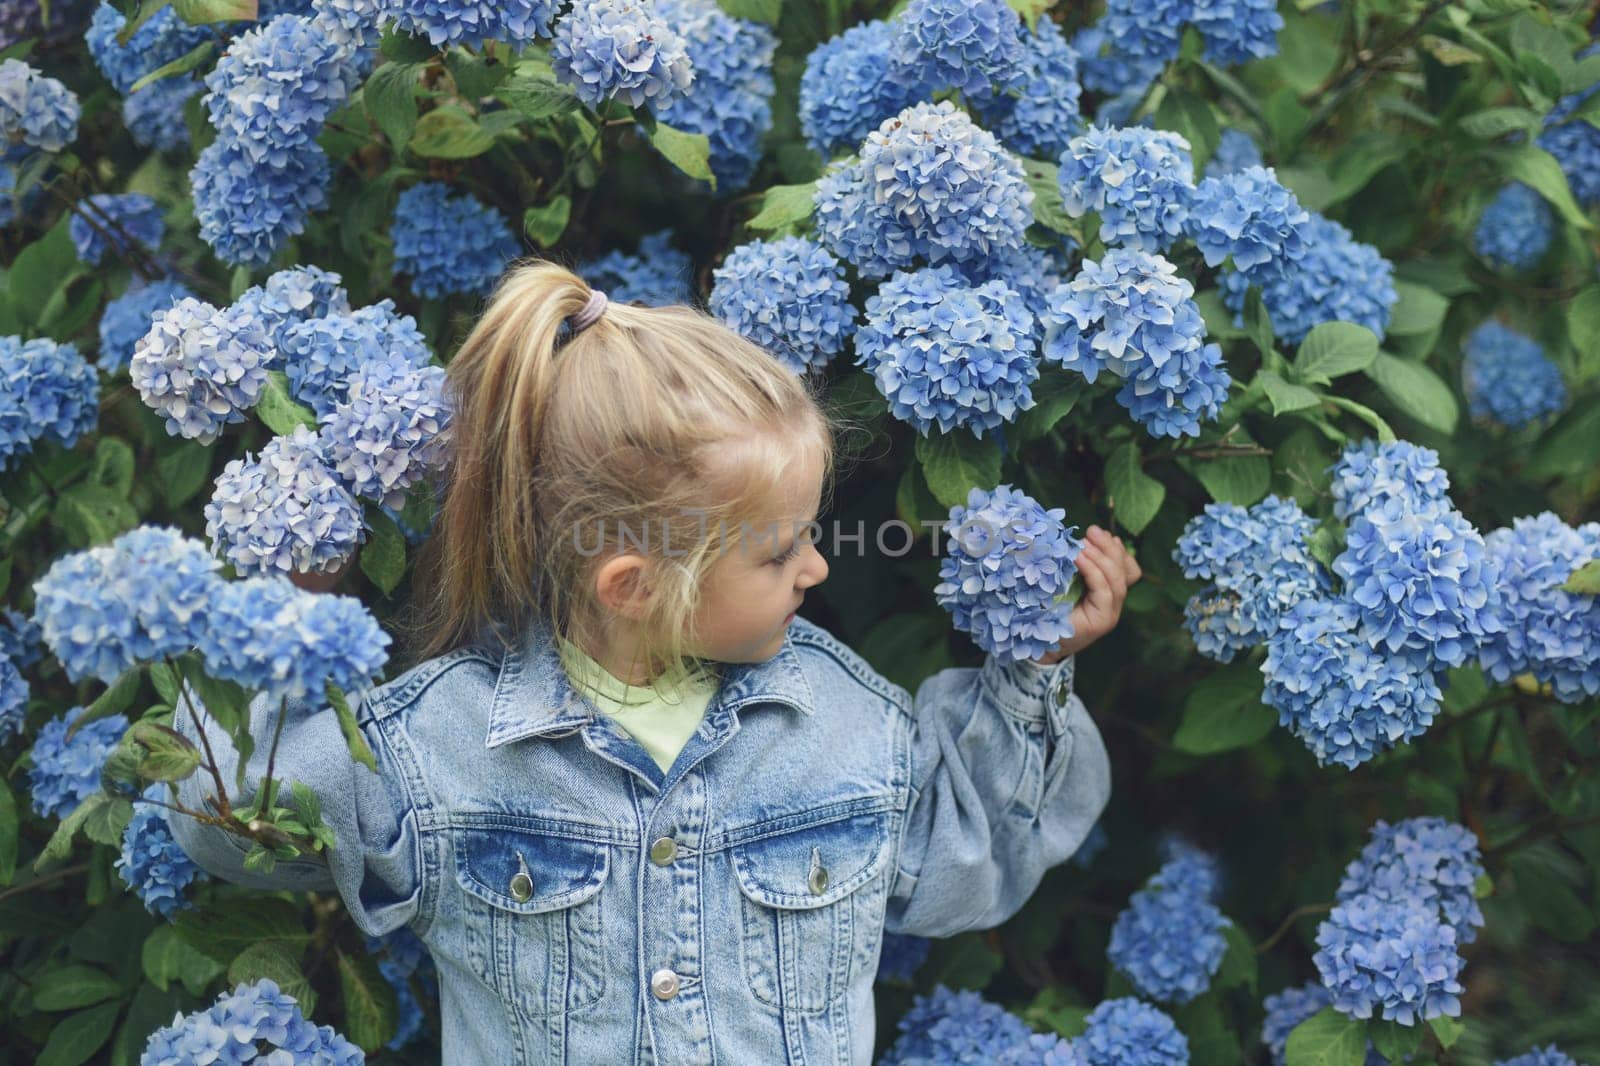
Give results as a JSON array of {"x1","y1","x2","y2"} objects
[{"x1": 171, "y1": 259, "x2": 1139, "y2": 1065}]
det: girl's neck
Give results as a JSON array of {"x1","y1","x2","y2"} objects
[{"x1": 566, "y1": 620, "x2": 669, "y2": 688}]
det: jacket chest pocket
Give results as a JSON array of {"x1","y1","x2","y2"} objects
[
  {"x1": 731, "y1": 810, "x2": 893, "y2": 1015},
  {"x1": 453, "y1": 825, "x2": 610, "y2": 1018}
]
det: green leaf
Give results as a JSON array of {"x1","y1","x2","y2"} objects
[
  {"x1": 327, "y1": 681, "x2": 378, "y2": 773},
  {"x1": 116, "y1": 0, "x2": 176, "y2": 46},
  {"x1": 37, "y1": 1002, "x2": 119, "y2": 1066},
  {"x1": 1285, "y1": 1008, "x2": 1369, "y2": 1066},
  {"x1": 380, "y1": 24, "x2": 438, "y2": 63},
  {"x1": 1022, "y1": 160, "x2": 1075, "y2": 236},
  {"x1": 0, "y1": 779, "x2": 16, "y2": 886},
  {"x1": 497, "y1": 70, "x2": 581, "y2": 121},
  {"x1": 359, "y1": 506, "x2": 407, "y2": 596},
  {"x1": 1363, "y1": 352, "x2": 1459, "y2": 434},
  {"x1": 83, "y1": 795, "x2": 134, "y2": 847},
  {"x1": 1017, "y1": 376, "x2": 1085, "y2": 441},
  {"x1": 53, "y1": 483, "x2": 141, "y2": 548},
  {"x1": 172, "y1": 0, "x2": 257, "y2": 24},
  {"x1": 411, "y1": 105, "x2": 495, "y2": 158},
  {"x1": 31, "y1": 964, "x2": 122, "y2": 1010},
  {"x1": 716, "y1": 0, "x2": 782, "y2": 23},
  {"x1": 1258, "y1": 370, "x2": 1324, "y2": 415},
  {"x1": 1457, "y1": 105, "x2": 1540, "y2": 138},
  {"x1": 130, "y1": 720, "x2": 201, "y2": 782},
  {"x1": 1368, "y1": 1018, "x2": 1423, "y2": 1061},
  {"x1": 523, "y1": 195, "x2": 572, "y2": 248},
  {"x1": 1385, "y1": 282, "x2": 1449, "y2": 337},
  {"x1": 176, "y1": 897, "x2": 311, "y2": 963},
  {"x1": 1105, "y1": 443, "x2": 1165, "y2": 535},
  {"x1": 1527, "y1": 404, "x2": 1600, "y2": 480},
  {"x1": 257, "y1": 371, "x2": 317, "y2": 433},
  {"x1": 229, "y1": 941, "x2": 316, "y2": 1014},
  {"x1": 1428, "y1": 1014, "x2": 1465, "y2": 1049},
  {"x1": 915, "y1": 431, "x2": 1002, "y2": 510},
  {"x1": 1567, "y1": 285, "x2": 1600, "y2": 385},
  {"x1": 1244, "y1": 287, "x2": 1276, "y2": 357},
  {"x1": 149, "y1": 661, "x2": 181, "y2": 706},
  {"x1": 1511, "y1": 855, "x2": 1597, "y2": 942},
  {"x1": 1191, "y1": 455, "x2": 1271, "y2": 506},
  {"x1": 1215, "y1": 923, "x2": 1258, "y2": 993},
  {"x1": 1325, "y1": 395, "x2": 1397, "y2": 443},
  {"x1": 1508, "y1": 14, "x2": 1574, "y2": 84},
  {"x1": 142, "y1": 925, "x2": 226, "y2": 995},
  {"x1": 1172, "y1": 660, "x2": 1274, "y2": 755},
  {"x1": 746, "y1": 181, "x2": 818, "y2": 233},
  {"x1": 35, "y1": 795, "x2": 104, "y2": 870},
  {"x1": 1563, "y1": 559, "x2": 1600, "y2": 595},
  {"x1": 650, "y1": 122, "x2": 715, "y2": 188},
  {"x1": 364, "y1": 61, "x2": 421, "y2": 156},
  {"x1": 1503, "y1": 144, "x2": 1594, "y2": 230},
  {"x1": 338, "y1": 949, "x2": 399, "y2": 1052},
  {"x1": 1293, "y1": 322, "x2": 1379, "y2": 384},
  {"x1": 11, "y1": 217, "x2": 81, "y2": 332},
  {"x1": 1155, "y1": 89, "x2": 1220, "y2": 173},
  {"x1": 78, "y1": 666, "x2": 143, "y2": 729},
  {"x1": 1324, "y1": 132, "x2": 1408, "y2": 206},
  {"x1": 127, "y1": 38, "x2": 213, "y2": 93},
  {"x1": 155, "y1": 444, "x2": 214, "y2": 509}
]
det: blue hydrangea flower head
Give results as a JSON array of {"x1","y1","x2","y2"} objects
[
  {"x1": 1108, "y1": 851, "x2": 1231, "y2": 1004},
  {"x1": 99, "y1": 279, "x2": 196, "y2": 373},
  {"x1": 583, "y1": 229, "x2": 693, "y2": 304},
  {"x1": 203, "y1": 14, "x2": 360, "y2": 167},
  {"x1": 0, "y1": 608, "x2": 43, "y2": 669},
  {"x1": 0, "y1": 656, "x2": 28, "y2": 746},
  {"x1": 1207, "y1": 128, "x2": 1262, "y2": 176},
  {"x1": 799, "y1": 20, "x2": 922, "y2": 157},
  {"x1": 0, "y1": 58, "x2": 80, "y2": 152},
  {"x1": 1538, "y1": 52, "x2": 1600, "y2": 208},
  {"x1": 1337, "y1": 816, "x2": 1484, "y2": 944},
  {"x1": 1100, "y1": 0, "x2": 1188, "y2": 68},
  {"x1": 69, "y1": 192, "x2": 165, "y2": 264},
  {"x1": 118, "y1": 785, "x2": 207, "y2": 920},
  {"x1": 1072, "y1": 24, "x2": 1164, "y2": 100},
  {"x1": 385, "y1": 0, "x2": 557, "y2": 48},
  {"x1": 933, "y1": 483, "x2": 1083, "y2": 660},
  {"x1": 881, "y1": 985, "x2": 1072, "y2": 1064},
  {"x1": 1185, "y1": 166, "x2": 1309, "y2": 280},
  {"x1": 1497, "y1": 1048, "x2": 1582, "y2": 1066},
  {"x1": 190, "y1": 138, "x2": 332, "y2": 267},
  {"x1": 319, "y1": 359, "x2": 453, "y2": 510},
  {"x1": 1220, "y1": 212, "x2": 1395, "y2": 346},
  {"x1": 1313, "y1": 892, "x2": 1464, "y2": 1024},
  {"x1": 1042, "y1": 248, "x2": 1230, "y2": 438},
  {"x1": 196, "y1": 576, "x2": 390, "y2": 704},
  {"x1": 1328, "y1": 438, "x2": 1451, "y2": 522},
  {"x1": 888, "y1": 0, "x2": 1024, "y2": 101},
  {"x1": 845, "y1": 100, "x2": 1035, "y2": 271},
  {"x1": 1192, "y1": 0, "x2": 1283, "y2": 65},
  {"x1": 0, "y1": 335, "x2": 100, "y2": 468},
  {"x1": 956, "y1": 241, "x2": 1070, "y2": 325},
  {"x1": 111, "y1": 524, "x2": 225, "y2": 664},
  {"x1": 280, "y1": 299, "x2": 432, "y2": 418},
  {"x1": 1334, "y1": 497, "x2": 1505, "y2": 668},
  {"x1": 232, "y1": 264, "x2": 352, "y2": 350},
  {"x1": 27, "y1": 705, "x2": 129, "y2": 819},
  {"x1": 124, "y1": 77, "x2": 202, "y2": 153},
  {"x1": 1, "y1": 0, "x2": 96, "y2": 52},
  {"x1": 1263, "y1": 597, "x2": 1444, "y2": 769},
  {"x1": 1261, "y1": 982, "x2": 1330, "y2": 1065},
  {"x1": 392, "y1": 181, "x2": 520, "y2": 300},
  {"x1": 651, "y1": 0, "x2": 775, "y2": 191},
  {"x1": 1473, "y1": 183, "x2": 1553, "y2": 272},
  {"x1": 206, "y1": 424, "x2": 366, "y2": 578},
  {"x1": 971, "y1": 16, "x2": 1083, "y2": 159},
  {"x1": 812, "y1": 161, "x2": 913, "y2": 281},
  {"x1": 32, "y1": 546, "x2": 136, "y2": 683},
  {"x1": 140, "y1": 977, "x2": 365, "y2": 1065},
  {"x1": 710, "y1": 236, "x2": 856, "y2": 374},
  {"x1": 1478, "y1": 513, "x2": 1600, "y2": 703},
  {"x1": 1462, "y1": 320, "x2": 1566, "y2": 430},
  {"x1": 86, "y1": 1, "x2": 210, "y2": 94},
  {"x1": 552, "y1": 0, "x2": 694, "y2": 109},
  {"x1": 131, "y1": 295, "x2": 274, "y2": 444},
  {"x1": 876, "y1": 933, "x2": 930, "y2": 984},
  {"x1": 1059, "y1": 126, "x2": 1194, "y2": 252},
  {"x1": 854, "y1": 265, "x2": 1039, "y2": 439},
  {"x1": 1074, "y1": 997, "x2": 1188, "y2": 1065}
]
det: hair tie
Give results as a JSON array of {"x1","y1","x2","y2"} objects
[{"x1": 568, "y1": 289, "x2": 608, "y2": 334}]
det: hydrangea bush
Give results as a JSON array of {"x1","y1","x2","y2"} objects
[{"x1": 2, "y1": 0, "x2": 1599, "y2": 1061}]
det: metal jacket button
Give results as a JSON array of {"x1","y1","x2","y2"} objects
[
  {"x1": 651, "y1": 968, "x2": 680, "y2": 1001},
  {"x1": 808, "y1": 846, "x2": 829, "y2": 895},
  {"x1": 649, "y1": 837, "x2": 678, "y2": 866},
  {"x1": 509, "y1": 851, "x2": 533, "y2": 902},
  {"x1": 1053, "y1": 680, "x2": 1071, "y2": 708}
]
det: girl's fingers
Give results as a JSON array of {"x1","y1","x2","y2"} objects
[
  {"x1": 1095, "y1": 542, "x2": 1128, "y2": 605},
  {"x1": 1076, "y1": 548, "x2": 1116, "y2": 624},
  {"x1": 1115, "y1": 536, "x2": 1143, "y2": 583}
]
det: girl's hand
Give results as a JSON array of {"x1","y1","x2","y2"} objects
[{"x1": 1033, "y1": 526, "x2": 1143, "y2": 665}]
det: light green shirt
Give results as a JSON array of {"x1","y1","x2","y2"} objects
[{"x1": 555, "y1": 635, "x2": 720, "y2": 774}]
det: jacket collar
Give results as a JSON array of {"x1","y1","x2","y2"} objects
[{"x1": 485, "y1": 620, "x2": 814, "y2": 749}]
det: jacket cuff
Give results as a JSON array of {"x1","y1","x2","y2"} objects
[{"x1": 978, "y1": 652, "x2": 1077, "y2": 733}]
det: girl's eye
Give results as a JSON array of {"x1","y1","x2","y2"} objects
[{"x1": 771, "y1": 543, "x2": 800, "y2": 565}]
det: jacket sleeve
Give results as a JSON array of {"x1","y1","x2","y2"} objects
[
  {"x1": 166, "y1": 680, "x2": 423, "y2": 939},
  {"x1": 883, "y1": 652, "x2": 1111, "y2": 938}
]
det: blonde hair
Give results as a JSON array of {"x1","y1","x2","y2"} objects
[{"x1": 398, "y1": 257, "x2": 854, "y2": 685}]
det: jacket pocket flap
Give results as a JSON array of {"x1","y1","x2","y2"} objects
[
  {"x1": 731, "y1": 811, "x2": 892, "y2": 910},
  {"x1": 454, "y1": 826, "x2": 609, "y2": 915}
]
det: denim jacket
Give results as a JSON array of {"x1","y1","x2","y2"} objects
[{"x1": 169, "y1": 616, "x2": 1111, "y2": 1065}]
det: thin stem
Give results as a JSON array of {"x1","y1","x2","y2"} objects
[
  {"x1": 1488, "y1": 812, "x2": 1600, "y2": 860},
  {"x1": 172, "y1": 656, "x2": 233, "y2": 819},
  {"x1": 1255, "y1": 901, "x2": 1334, "y2": 954},
  {"x1": 0, "y1": 862, "x2": 91, "y2": 904},
  {"x1": 259, "y1": 695, "x2": 290, "y2": 817}
]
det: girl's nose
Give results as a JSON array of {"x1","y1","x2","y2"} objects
[{"x1": 799, "y1": 542, "x2": 828, "y2": 587}]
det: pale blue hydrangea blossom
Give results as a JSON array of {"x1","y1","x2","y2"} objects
[
  {"x1": 69, "y1": 192, "x2": 165, "y2": 264},
  {"x1": 880, "y1": 986, "x2": 1084, "y2": 1064},
  {"x1": 933, "y1": 484, "x2": 1083, "y2": 660},
  {"x1": 1336, "y1": 816, "x2": 1485, "y2": 944},
  {"x1": 1328, "y1": 438, "x2": 1451, "y2": 522},
  {"x1": 130, "y1": 296, "x2": 276, "y2": 444},
  {"x1": 391, "y1": 181, "x2": 520, "y2": 300},
  {"x1": 887, "y1": 0, "x2": 1023, "y2": 101},
  {"x1": 319, "y1": 359, "x2": 453, "y2": 510},
  {"x1": 1058, "y1": 126, "x2": 1194, "y2": 253},
  {"x1": 205, "y1": 424, "x2": 367, "y2": 578},
  {"x1": 27, "y1": 705, "x2": 129, "y2": 819},
  {"x1": 1075, "y1": 998, "x2": 1188, "y2": 1066},
  {"x1": 1496, "y1": 1047, "x2": 1583, "y2": 1066},
  {"x1": 1461, "y1": 320, "x2": 1566, "y2": 430},
  {"x1": 582, "y1": 229, "x2": 694, "y2": 305},
  {"x1": 854, "y1": 265, "x2": 1038, "y2": 438},
  {"x1": 383, "y1": 0, "x2": 558, "y2": 49},
  {"x1": 970, "y1": 16, "x2": 1083, "y2": 160},
  {"x1": 0, "y1": 58, "x2": 80, "y2": 152},
  {"x1": 140, "y1": 978, "x2": 364, "y2": 1065},
  {"x1": 190, "y1": 136, "x2": 333, "y2": 266},
  {"x1": 117, "y1": 785, "x2": 207, "y2": 920},
  {"x1": 798, "y1": 20, "x2": 922, "y2": 158},
  {"x1": 98, "y1": 279, "x2": 196, "y2": 373},
  {"x1": 232, "y1": 264, "x2": 352, "y2": 350},
  {"x1": 0, "y1": 335, "x2": 101, "y2": 468},
  {"x1": 876, "y1": 933, "x2": 930, "y2": 984},
  {"x1": 1207, "y1": 128, "x2": 1263, "y2": 176},
  {"x1": 1184, "y1": 166, "x2": 1309, "y2": 281},
  {"x1": 1472, "y1": 183, "x2": 1553, "y2": 272},
  {"x1": 0, "y1": 657, "x2": 26, "y2": 745},
  {"x1": 1478, "y1": 512, "x2": 1600, "y2": 703},
  {"x1": 1312, "y1": 893, "x2": 1464, "y2": 1024},
  {"x1": 710, "y1": 236, "x2": 856, "y2": 374},
  {"x1": 1220, "y1": 212, "x2": 1395, "y2": 346},
  {"x1": 552, "y1": 0, "x2": 694, "y2": 109},
  {"x1": 280, "y1": 299, "x2": 433, "y2": 418},
  {"x1": 85, "y1": 1, "x2": 210, "y2": 95},
  {"x1": 1108, "y1": 849, "x2": 1231, "y2": 1004}
]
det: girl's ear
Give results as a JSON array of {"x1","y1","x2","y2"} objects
[{"x1": 594, "y1": 553, "x2": 654, "y2": 620}]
